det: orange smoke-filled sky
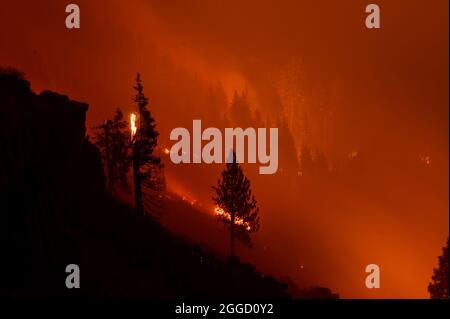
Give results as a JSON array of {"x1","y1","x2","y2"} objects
[{"x1": 0, "y1": 0, "x2": 448, "y2": 298}]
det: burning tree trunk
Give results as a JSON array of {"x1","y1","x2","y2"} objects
[{"x1": 130, "y1": 112, "x2": 143, "y2": 215}]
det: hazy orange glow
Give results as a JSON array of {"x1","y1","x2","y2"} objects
[{"x1": 1, "y1": 0, "x2": 447, "y2": 298}]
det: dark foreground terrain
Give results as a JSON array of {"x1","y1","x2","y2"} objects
[{"x1": 0, "y1": 68, "x2": 337, "y2": 299}]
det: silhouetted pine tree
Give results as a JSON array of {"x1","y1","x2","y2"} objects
[
  {"x1": 132, "y1": 73, "x2": 164, "y2": 215},
  {"x1": 428, "y1": 238, "x2": 449, "y2": 299},
  {"x1": 94, "y1": 108, "x2": 131, "y2": 194},
  {"x1": 212, "y1": 152, "x2": 259, "y2": 256}
]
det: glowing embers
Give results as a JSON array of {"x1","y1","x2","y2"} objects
[{"x1": 214, "y1": 206, "x2": 251, "y2": 231}]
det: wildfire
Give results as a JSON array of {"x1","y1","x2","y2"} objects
[
  {"x1": 348, "y1": 149, "x2": 358, "y2": 160},
  {"x1": 214, "y1": 207, "x2": 251, "y2": 231},
  {"x1": 177, "y1": 193, "x2": 252, "y2": 232},
  {"x1": 130, "y1": 113, "x2": 137, "y2": 139}
]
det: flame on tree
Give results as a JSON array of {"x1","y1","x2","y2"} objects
[
  {"x1": 131, "y1": 73, "x2": 164, "y2": 215},
  {"x1": 212, "y1": 152, "x2": 260, "y2": 257},
  {"x1": 130, "y1": 113, "x2": 137, "y2": 139}
]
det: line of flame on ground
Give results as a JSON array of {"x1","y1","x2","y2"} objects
[
  {"x1": 214, "y1": 207, "x2": 251, "y2": 231},
  {"x1": 169, "y1": 190, "x2": 252, "y2": 232}
]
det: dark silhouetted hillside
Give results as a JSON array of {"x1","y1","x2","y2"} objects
[{"x1": 0, "y1": 68, "x2": 291, "y2": 299}]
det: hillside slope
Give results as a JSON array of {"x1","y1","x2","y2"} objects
[{"x1": 0, "y1": 68, "x2": 290, "y2": 299}]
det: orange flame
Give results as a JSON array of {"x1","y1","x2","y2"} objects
[
  {"x1": 214, "y1": 206, "x2": 251, "y2": 231},
  {"x1": 130, "y1": 113, "x2": 137, "y2": 139}
]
